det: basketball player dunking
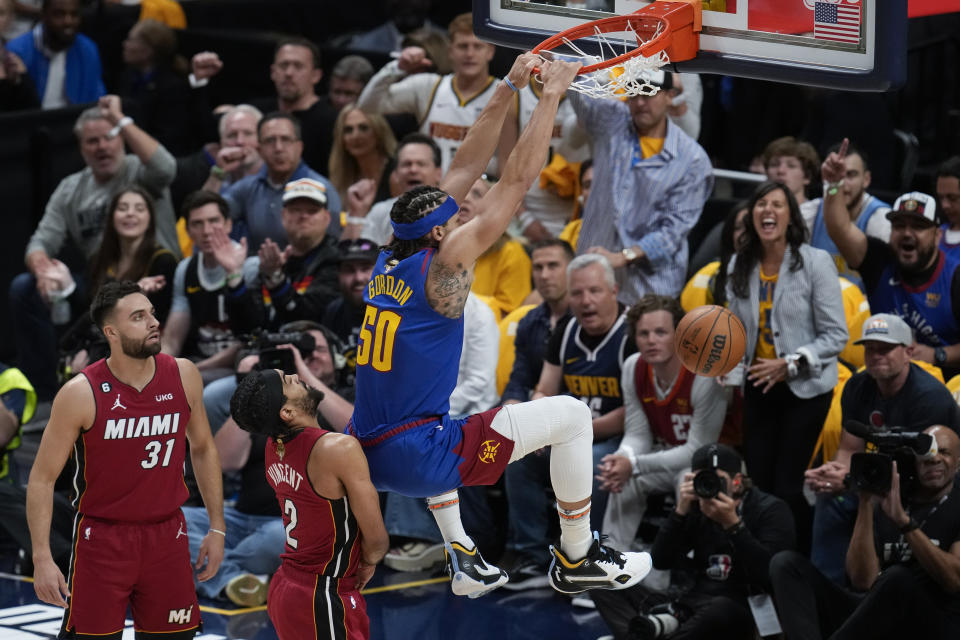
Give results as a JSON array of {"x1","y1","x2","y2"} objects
[
  {"x1": 27, "y1": 281, "x2": 225, "y2": 639},
  {"x1": 230, "y1": 370, "x2": 388, "y2": 640},
  {"x1": 347, "y1": 53, "x2": 652, "y2": 597}
]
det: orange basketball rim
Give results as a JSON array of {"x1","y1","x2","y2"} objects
[{"x1": 532, "y1": 0, "x2": 702, "y2": 76}]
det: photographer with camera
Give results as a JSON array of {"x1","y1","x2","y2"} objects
[
  {"x1": 805, "y1": 313, "x2": 960, "y2": 583},
  {"x1": 592, "y1": 444, "x2": 795, "y2": 640},
  {"x1": 771, "y1": 425, "x2": 960, "y2": 639}
]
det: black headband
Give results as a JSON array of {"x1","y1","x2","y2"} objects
[{"x1": 259, "y1": 369, "x2": 286, "y2": 425}]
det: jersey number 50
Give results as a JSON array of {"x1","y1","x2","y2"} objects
[{"x1": 356, "y1": 305, "x2": 402, "y2": 372}]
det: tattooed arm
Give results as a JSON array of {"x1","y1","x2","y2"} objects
[
  {"x1": 430, "y1": 60, "x2": 581, "y2": 319},
  {"x1": 426, "y1": 258, "x2": 473, "y2": 319}
]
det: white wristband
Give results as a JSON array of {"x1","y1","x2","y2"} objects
[
  {"x1": 108, "y1": 116, "x2": 133, "y2": 139},
  {"x1": 208, "y1": 528, "x2": 226, "y2": 537}
]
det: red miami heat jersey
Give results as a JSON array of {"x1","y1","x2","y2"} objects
[
  {"x1": 634, "y1": 360, "x2": 696, "y2": 447},
  {"x1": 265, "y1": 428, "x2": 362, "y2": 578},
  {"x1": 75, "y1": 354, "x2": 191, "y2": 521}
]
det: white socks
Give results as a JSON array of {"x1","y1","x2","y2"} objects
[
  {"x1": 427, "y1": 491, "x2": 473, "y2": 548},
  {"x1": 558, "y1": 502, "x2": 593, "y2": 560}
]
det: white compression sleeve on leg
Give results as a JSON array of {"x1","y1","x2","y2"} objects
[{"x1": 491, "y1": 396, "x2": 594, "y2": 503}]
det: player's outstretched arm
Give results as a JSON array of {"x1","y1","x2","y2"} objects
[
  {"x1": 319, "y1": 435, "x2": 389, "y2": 590},
  {"x1": 441, "y1": 52, "x2": 539, "y2": 205},
  {"x1": 179, "y1": 358, "x2": 225, "y2": 581},
  {"x1": 441, "y1": 60, "x2": 582, "y2": 270},
  {"x1": 27, "y1": 377, "x2": 93, "y2": 607}
]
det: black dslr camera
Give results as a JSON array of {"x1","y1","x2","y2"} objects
[
  {"x1": 845, "y1": 420, "x2": 935, "y2": 495},
  {"x1": 693, "y1": 469, "x2": 727, "y2": 499},
  {"x1": 248, "y1": 331, "x2": 317, "y2": 375}
]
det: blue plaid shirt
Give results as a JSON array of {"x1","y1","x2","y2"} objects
[{"x1": 568, "y1": 92, "x2": 713, "y2": 304}]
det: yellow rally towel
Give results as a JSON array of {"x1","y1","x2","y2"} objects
[{"x1": 539, "y1": 153, "x2": 580, "y2": 199}]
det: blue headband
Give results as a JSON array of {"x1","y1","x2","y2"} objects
[{"x1": 391, "y1": 196, "x2": 459, "y2": 240}]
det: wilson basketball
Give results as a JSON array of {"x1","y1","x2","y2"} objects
[{"x1": 674, "y1": 305, "x2": 746, "y2": 378}]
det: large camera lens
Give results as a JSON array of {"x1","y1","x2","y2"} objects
[
  {"x1": 849, "y1": 452, "x2": 894, "y2": 494},
  {"x1": 694, "y1": 469, "x2": 726, "y2": 499}
]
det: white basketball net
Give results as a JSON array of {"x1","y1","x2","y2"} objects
[{"x1": 546, "y1": 20, "x2": 670, "y2": 99}]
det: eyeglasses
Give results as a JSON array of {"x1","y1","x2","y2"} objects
[{"x1": 261, "y1": 135, "x2": 298, "y2": 147}]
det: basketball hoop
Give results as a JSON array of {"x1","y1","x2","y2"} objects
[{"x1": 532, "y1": 0, "x2": 701, "y2": 99}]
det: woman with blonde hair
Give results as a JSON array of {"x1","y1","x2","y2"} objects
[{"x1": 328, "y1": 104, "x2": 397, "y2": 205}]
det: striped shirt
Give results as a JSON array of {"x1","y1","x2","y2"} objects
[{"x1": 568, "y1": 92, "x2": 713, "y2": 304}]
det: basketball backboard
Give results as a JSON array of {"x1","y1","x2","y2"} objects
[{"x1": 474, "y1": 0, "x2": 906, "y2": 91}]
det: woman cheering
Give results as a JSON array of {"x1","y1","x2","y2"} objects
[{"x1": 726, "y1": 181, "x2": 847, "y2": 551}]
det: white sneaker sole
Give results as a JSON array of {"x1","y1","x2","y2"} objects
[
  {"x1": 451, "y1": 570, "x2": 509, "y2": 598},
  {"x1": 549, "y1": 551, "x2": 653, "y2": 594}
]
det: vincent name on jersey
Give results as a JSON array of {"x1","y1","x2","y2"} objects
[
  {"x1": 267, "y1": 462, "x2": 304, "y2": 491},
  {"x1": 104, "y1": 413, "x2": 182, "y2": 440},
  {"x1": 367, "y1": 273, "x2": 414, "y2": 307}
]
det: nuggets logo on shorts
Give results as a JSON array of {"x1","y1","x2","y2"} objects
[
  {"x1": 478, "y1": 440, "x2": 501, "y2": 464},
  {"x1": 706, "y1": 554, "x2": 733, "y2": 581}
]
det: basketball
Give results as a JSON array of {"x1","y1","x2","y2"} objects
[{"x1": 674, "y1": 305, "x2": 746, "y2": 378}]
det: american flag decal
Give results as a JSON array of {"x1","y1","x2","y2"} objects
[{"x1": 814, "y1": 2, "x2": 862, "y2": 43}]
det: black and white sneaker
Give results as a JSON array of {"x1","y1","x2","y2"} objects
[
  {"x1": 548, "y1": 532, "x2": 652, "y2": 594},
  {"x1": 502, "y1": 558, "x2": 550, "y2": 591},
  {"x1": 444, "y1": 542, "x2": 509, "y2": 598}
]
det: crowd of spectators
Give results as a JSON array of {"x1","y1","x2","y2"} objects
[{"x1": 1, "y1": 2, "x2": 959, "y2": 638}]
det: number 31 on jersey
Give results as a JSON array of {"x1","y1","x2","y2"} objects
[{"x1": 356, "y1": 305, "x2": 402, "y2": 372}]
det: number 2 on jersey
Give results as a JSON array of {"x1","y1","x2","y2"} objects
[
  {"x1": 356, "y1": 305, "x2": 402, "y2": 371},
  {"x1": 284, "y1": 498, "x2": 299, "y2": 549}
]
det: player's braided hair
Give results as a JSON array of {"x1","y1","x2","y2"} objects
[
  {"x1": 230, "y1": 372, "x2": 290, "y2": 440},
  {"x1": 384, "y1": 185, "x2": 450, "y2": 261}
]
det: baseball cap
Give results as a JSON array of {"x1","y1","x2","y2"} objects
[
  {"x1": 283, "y1": 178, "x2": 328, "y2": 208},
  {"x1": 638, "y1": 69, "x2": 673, "y2": 91},
  {"x1": 691, "y1": 444, "x2": 743, "y2": 476},
  {"x1": 338, "y1": 238, "x2": 378, "y2": 264},
  {"x1": 854, "y1": 313, "x2": 913, "y2": 346},
  {"x1": 886, "y1": 192, "x2": 938, "y2": 225}
]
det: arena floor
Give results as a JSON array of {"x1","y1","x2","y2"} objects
[{"x1": 0, "y1": 569, "x2": 608, "y2": 640}]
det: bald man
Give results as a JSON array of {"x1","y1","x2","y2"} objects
[{"x1": 771, "y1": 425, "x2": 960, "y2": 640}]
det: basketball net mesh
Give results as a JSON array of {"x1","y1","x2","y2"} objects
[{"x1": 548, "y1": 21, "x2": 670, "y2": 99}]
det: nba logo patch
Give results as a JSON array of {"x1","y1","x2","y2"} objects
[
  {"x1": 926, "y1": 292, "x2": 941, "y2": 308},
  {"x1": 350, "y1": 596, "x2": 357, "y2": 610},
  {"x1": 705, "y1": 554, "x2": 733, "y2": 580}
]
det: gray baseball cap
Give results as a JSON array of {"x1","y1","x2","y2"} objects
[{"x1": 854, "y1": 313, "x2": 913, "y2": 346}]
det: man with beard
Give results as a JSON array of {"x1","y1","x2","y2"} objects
[
  {"x1": 186, "y1": 320, "x2": 356, "y2": 606},
  {"x1": 7, "y1": 0, "x2": 105, "y2": 108},
  {"x1": 808, "y1": 140, "x2": 891, "y2": 291},
  {"x1": 323, "y1": 239, "x2": 378, "y2": 369},
  {"x1": 823, "y1": 140, "x2": 960, "y2": 379},
  {"x1": 26, "y1": 281, "x2": 224, "y2": 637},
  {"x1": 229, "y1": 368, "x2": 387, "y2": 640},
  {"x1": 772, "y1": 426, "x2": 960, "y2": 640}
]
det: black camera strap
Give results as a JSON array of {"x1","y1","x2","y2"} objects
[{"x1": 903, "y1": 492, "x2": 949, "y2": 539}]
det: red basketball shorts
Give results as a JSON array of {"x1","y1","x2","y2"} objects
[
  {"x1": 61, "y1": 511, "x2": 200, "y2": 639},
  {"x1": 268, "y1": 563, "x2": 369, "y2": 640}
]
